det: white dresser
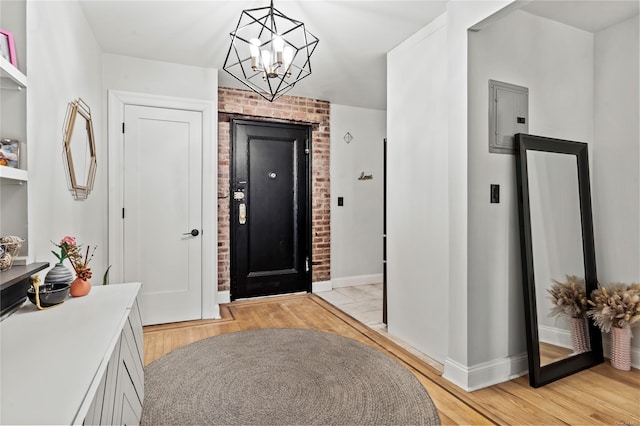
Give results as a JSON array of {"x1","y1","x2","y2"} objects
[{"x1": 0, "y1": 283, "x2": 143, "y2": 425}]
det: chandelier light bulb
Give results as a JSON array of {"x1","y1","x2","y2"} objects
[
  {"x1": 261, "y1": 49, "x2": 272, "y2": 68},
  {"x1": 249, "y1": 38, "x2": 261, "y2": 70},
  {"x1": 273, "y1": 35, "x2": 284, "y2": 65},
  {"x1": 249, "y1": 38, "x2": 261, "y2": 57}
]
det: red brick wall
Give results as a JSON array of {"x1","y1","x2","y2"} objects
[{"x1": 218, "y1": 87, "x2": 330, "y2": 292}]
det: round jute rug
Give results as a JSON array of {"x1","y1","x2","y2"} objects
[{"x1": 142, "y1": 328, "x2": 440, "y2": 425}]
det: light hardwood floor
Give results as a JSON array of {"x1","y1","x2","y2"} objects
[{"x1": 143, "y1": 293, "x2": 640, "y2": 425}]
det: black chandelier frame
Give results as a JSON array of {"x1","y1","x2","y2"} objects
[{"x1": 223, "y1": 0, "x2": 319, "y2": 102}]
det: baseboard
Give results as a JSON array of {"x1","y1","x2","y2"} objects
[
  {"x1": 312, "y1": 280, "x2": 332, "y2": 293},
  {"x1": 218, "y1": 290, "x2": 230, "y2": 304},
  {"x1": 538, "y1": 324, "x2": 572, "y2": 349},
  {"x1": 331, "y1": 273, "x2": 383, "y2": 289},
  {"x1": 442, "y1": 353, "x2": 528, "y2": 392}
]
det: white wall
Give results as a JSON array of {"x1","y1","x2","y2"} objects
[
  {"x1": 386, "y1": 14, "x2": 450, "y2": 364},
  {"x1": 592, "y1": 15, "x2": 640, "y2": 356},
  {"x1": 467, "y1": 10, "x2": 594, "y2": 366},
  {"x1": 27, "y1": 1, "x2": 107, "y2": 279},
  {"x1": 102, "y1": 54, "x2": 217, "y2": 102},
  {"x1": 329, "y1": 104, "x2": 384, "y2": 284}
]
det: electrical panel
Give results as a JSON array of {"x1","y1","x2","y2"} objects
[{"x1": 489, "y1": 79, "x2": 528, "y2": 154}]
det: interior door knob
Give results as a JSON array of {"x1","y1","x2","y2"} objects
[{"x1": 183, "y1": 229, "x2": 200, "y2": 237}]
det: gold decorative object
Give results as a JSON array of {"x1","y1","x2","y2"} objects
[{"x1": 63, "y1": 98, "x2": 96, "y2": 200}]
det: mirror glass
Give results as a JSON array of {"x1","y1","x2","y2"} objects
[
  {"x1": 515, "y1": 133, "x2": 603, "y2": 388},
  {"x1": 69, "y1": 113, "x2": 92, "y2": 186},
  {"x1": 527, "y1": 151, "x2": 586, "y2": 366},
  {"x1": 63, "y1": 98, "x2": 96, "y2": 199}
]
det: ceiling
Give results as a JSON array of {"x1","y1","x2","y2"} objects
[{"x1": 78, "y1": 0, "x2": 639, "y2": 110}]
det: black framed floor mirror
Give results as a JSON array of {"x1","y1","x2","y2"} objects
[{"x1": 515, "y1": 133, "x2": 603, "y2": 388}]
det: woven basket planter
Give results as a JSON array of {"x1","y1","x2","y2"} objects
[
  {"x1": 610, "y1": 327, "x2": 631, "y2": 371},
  {"x1": 570, "y1": 317, "x2": 591, "y2": 354}
]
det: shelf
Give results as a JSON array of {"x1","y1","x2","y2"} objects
[
  {"x1": 0, "y1": 56, "x2": 27, "y2": 88},
  {"x1": 0, "y1": 166, "x2": 27, "y2": 182},
  {"x1": 0, "y1": 262, "x2": 49, "y2": 291}
]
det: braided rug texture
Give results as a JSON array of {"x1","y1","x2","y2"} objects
[{"x1": 142, "y1": 328, "x2": 440, "y2": 425}]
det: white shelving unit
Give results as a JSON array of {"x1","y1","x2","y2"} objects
[
  {"x1": 0, "y1": 55, "x2": 27, "y2": 88},
  {"x1": 0, "y1": 165, "x2": 27, "y2": 181},
  {"x1": 1, "y1": 0, "x2": 32, "y2": 268}
]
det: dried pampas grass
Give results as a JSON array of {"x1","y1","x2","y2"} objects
[
  {"x1": 587, "y1": 283, "x2": 640, "y2": 336},
  {"x1": 547, "y1": 275, "x2": 588, "y2": 319}
]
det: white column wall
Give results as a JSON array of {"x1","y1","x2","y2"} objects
[
  {"x1": 386, "y1": 14, "x2": 450, "y2": 364},
  {"x1": 442, "y1": 0, "x2": 514, "y2": 390},
  {"x1": 593, "y1": 15, "x2": 640, "y2": 359},
  {"x1": 386, "y1": 1, "x2": 516, "y2": 387}
]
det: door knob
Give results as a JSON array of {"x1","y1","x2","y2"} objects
[{"x1": 183, "y1": 229, "x2": 200, "y2": 237}]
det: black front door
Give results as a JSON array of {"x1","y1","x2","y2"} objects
[{"x1": 230, "y1": 119, "x2": 311, "y2": 300}]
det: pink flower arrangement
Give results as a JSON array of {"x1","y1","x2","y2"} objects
[
  {"x1": 51, "y1": 236, "x2": 77, "y2": 263},
  {"x1": 51, "y1": 235, "x2": 96, "y2": 280}
]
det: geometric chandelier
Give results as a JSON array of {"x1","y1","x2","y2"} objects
[{"x1": 223, "y1": 0, "x2": 319, "y2": 102}]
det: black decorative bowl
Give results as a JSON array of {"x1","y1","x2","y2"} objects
[{"x1": 27, "y1": 283, "x2": 70, "y2": 307}]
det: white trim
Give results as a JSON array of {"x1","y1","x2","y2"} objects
[
  {"x1": 218, "y1": 290, "x2": 231, "y2": 305},
  {"x1": 538, "y1": 324, "x2": 572, "y2": 350},
  {"x1": 331, "y1": 273, "x2": 383, "y2": 289},
  {"x1": 312, "y1": 280, "x2": 332, "y2": 293},
  {"x1": 442, "y1": 353, "x2": 528, "y2": 392},
  {"x1": 107, "y1": 90, "x2": 218, "y2": 320}
]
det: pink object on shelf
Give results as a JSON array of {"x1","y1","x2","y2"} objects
[{"x1": 0, "y1": 29, "x2": 17, "y2": 67}]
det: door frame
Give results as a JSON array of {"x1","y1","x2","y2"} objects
[
  {"x1": 229, "y1": 118, "x2": 313, "y2": 300},
  {"x1": 107, "y1": 90, "x2": 219, "y2": 319}
]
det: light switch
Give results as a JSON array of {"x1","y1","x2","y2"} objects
[{"x1": 491, "y1": 184, "x2": 500, "y2": 203}]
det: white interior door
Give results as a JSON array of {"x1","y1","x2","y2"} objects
[{"x1": 123, "y1": 105, "x2": 202, "y2": 325}]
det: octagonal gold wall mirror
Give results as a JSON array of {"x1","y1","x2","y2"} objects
[{"x1": 62, "y1": 98, "x2": 96, "y2": 200}]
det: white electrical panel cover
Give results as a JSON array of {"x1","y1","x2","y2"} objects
[{"x1": 489, "y1": 79, "x2": 528, "y2": 154}]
